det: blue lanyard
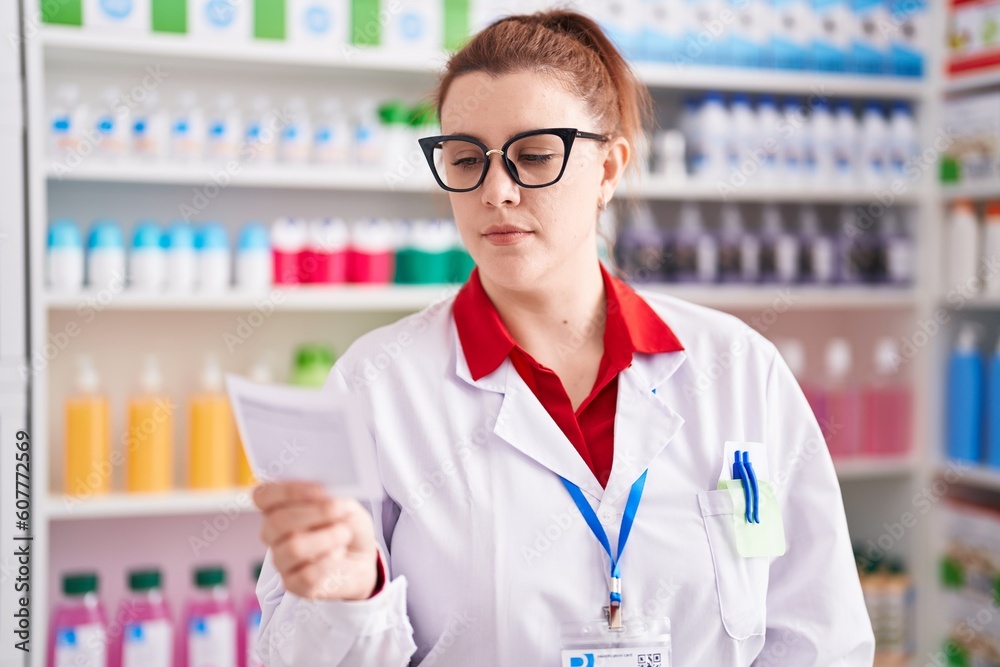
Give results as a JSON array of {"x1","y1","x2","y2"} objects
[{"x1": 559, "y1": 470, "x2": 648, "y2": 621}]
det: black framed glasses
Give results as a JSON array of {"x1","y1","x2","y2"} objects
[{"x1": 417, "y1": 127, "x2": 609, "y2": 193}]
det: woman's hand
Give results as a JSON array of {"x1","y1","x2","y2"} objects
[{"x1": 254, "y1": 481, "x2": 379, "y2": 601}]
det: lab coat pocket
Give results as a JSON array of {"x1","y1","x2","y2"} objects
[{"x1": 697, "y1": 489, "x2": 769, "y2": 641}]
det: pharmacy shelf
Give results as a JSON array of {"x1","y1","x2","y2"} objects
[
  {"x1": 46, "y1": 162, "x2": 922, "y2": 204},
  {"x1": 944, "y1": 68, "x2": 1000, "y2": 94},
  {"x1": 936, "y1": 465, "x2": 1000, "y2": 493},
  {"x1": 45, "y1": 488, "x2": 255, "y2": 520},
  {"x1": 833, "y1": 456, "x2": 918, "y2": 480},
  {"x1": 40, "y1": 27, "x2": 926, "y2": 99},
  {"x1": 941, "y1": 182, "x2": 1000, "y2": 202},
  {"x1": 957, "y1": 296, "x2": 1000, "y2": 310},
  {"x1": 45, "y1": 285, "x2": 919, "y2": 313}
]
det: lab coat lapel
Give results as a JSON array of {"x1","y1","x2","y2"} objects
[{"x1": 602, "y1": 351, "x2": 688, "y2": 505}]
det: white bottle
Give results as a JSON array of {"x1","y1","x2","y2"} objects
[
  {"x1": 833, "y1": 101, "x2": 859, "y2": 187},
  {"x1": 132, "y1": 90, "x2": 169, "y2": 161},
  {"x1": 244, "y1": 95, "x2": 278, "y2": 165},
  {"x1": 718, "y1": 203, "x2": 760, "y2": 283},
  {"x1": 313, "y1": 97, "x2": 351, "y2": 165},
  {"x1": 696, "y1": 92, "x2": 729, "y2": 182},
  {"x1": 279, "y1": 97, "x2": 312, "y2": 163},
  {"x1": 759, "y1": 203, "x2": 799, "y2": 283},
  {"x1": 171, "y1": 91, "x2": 205, "y2": 161},
  {"x1": 806, "y1": 98, "x2": 835, "y2": 185},
  {"x1": 288, "y1": 0, "x2": 350, "y2": 48},
  {"x1": 381, "y1": 0, "x2": 443, "y2": 53},
  {"x1": 947, "y1": 201, "x2": 981, "y2": 291},
  {"x1": 859, "y1": 101, "x2": 889, "y2": 188},
  {"x1": 679, "y1": 96, "x2": 701, "y2": 176},
  {"x1": 94, "y1": 87, "x2": 130, "y2": 159},
  {"x1": 353, "y1": 99, "x2": 384, "y2": 168},
  {"x1": 196, "y1": 222, "x2": 232, "y2": 292},
  {"x1": 675, "y1": 202, "x2": 718, "y2": 283},
  {"x1": 49, "y1": 84, "x2": 88, "y2": 158},
  {"x1": 235, "y1": 222, "x2": 272, "y2": 291},
  {"x1": 206, "y1": 93, "x2": 243, "y2": 162},
  {"x1": 881, "y1": 207, "x2": 914, "y2": 287},
  {"x1": 984, "y1": 203, "x2": 1000, "y2": 296},
  {"x1": 781, "y1": 98, "x2": 805, "y2": 186},
  {"x1": 86, "y1": 220, "x2": 127, "y2": 290},
  {"x1": 83, "y1": 0, "x2": 150, "y2": 31},
  {"x1": 728, "y1": 93, "x2": 756, "y2": 175},
  {"x1": 164, "y1": 221, "x2": 198, "y2": 292},
  {"x1": 129, "y1": 220, "x2": 166, "y2": 292},
  {"x1": 189, "y1": 0, "x2": 252, "y2": 41},
  {"x1": 755, "y1": 95, "x2": 781, "y2": 185},
  {"x1": 888, "y1": 101, "x2": 918, "y2": 185},
  {"x1": 799, "y1": 205, "x2": 836, "y2": 284},
  {"x1": 47, "y1": 219, "x2": 85, "y2": 292}
]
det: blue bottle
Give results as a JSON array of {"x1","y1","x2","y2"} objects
[
  {"x1": 987, "y1": 337, "x2": 1000, "y2": 470},
  {"x1": 947, "y1": 325, "x2": 984, "y2": 464}
]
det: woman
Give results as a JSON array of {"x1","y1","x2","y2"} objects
[{"x1": 254, "y1": 10, "x2": 874, "y2": 666}]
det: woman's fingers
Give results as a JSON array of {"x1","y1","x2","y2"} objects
[
  {"x1": 253, "y1": 480, "x2": 326, "y2": 513},
  {"x1": 259, "y1": 498, "x2": 353, "y2": 546}
]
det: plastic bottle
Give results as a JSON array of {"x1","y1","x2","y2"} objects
[
  {"x1": 244, "y1": 95, "x2": 278, "y2": 165},
  {"x1": 861, "y1": 338, "x2": 912, "y2": 457},
  {"x1": 164, "y1": 221, "x2": 198, "y2": 292},
  {"x1": 758, "y1": 203, "x2": 799, "y2": 283},
  {"x1": 880, "y1": 207, "x2": 913, "y2": 287},
  {"x1": 837, "y1": 206, "x2": 863, "y2": 284},
  {"x1": 347, "y1": 218, "x2": 395, "y2": 284},
  {"x1": 859, "y1": 101, "x2": 889, "y2": 188},
  {"x1": 778, "y1": 338, "x2": 828, "y2": 431},
  {"x1": 111, "y1": 569, "x2": 173, "y2": 667},
  {"x1": 395, "y1": 219, "x2": 454, "y2": 284},
  {"x1": 126, "y1": 356, "x2": 173, "y2": 493},
  {"x1": 755, "y1": 95, "x2": 781, "y2": 184},
  {"x1": 302, "y1": 218, "x2": 349, "y2": 284},
  {"x1": 47, "y1": 219, "x2": 85, "y2": 292},
  {"x1": 728, "y1": 93, "x2": 756, "y2": 175},
  {"x1": 94, "y1": 86, "x2": 130, "y2": 159},
  {"x1": 87, "y1": 219, "x2": 126, "y2": 290},
  {"x1": 129, "y1": 221, "x2": 166, "y2": 292},
  {"x1": 797, "y1": 205, "x2": 836, "y2": 284},
  {"x1": 673, "y1": 203, "x2": 718, "y2": 284},
  {"x1": 271, "y1": 217, "x2": 307, "y2": 285},
  {"x1": 812, "y1": 0, "x2": 851, "y2": 72},
  {"x1": 132, "y1": 90, "x2": 169, "y2": 161},
  {"x1": 290, "y1": 345, "x2": 335, "y2": 388},
  {"x1": 207, "y1": 93, "x2": 243, "y2": 162},
  {"x1": 947, "y1": 325, "x2": 984, "y2": 464},
  {"x1": 353, "y1": 99, "x2": 384, "y2": 168},
  {"x1": 987, "y1": 336, "x2": 1000, "y2": 470},
  {"x1": 196, "y1": 223, "x2": 231, "y2": 292},
  {"x1": 680, "y1": 95, "x2": 702, "y2": 175},
  {"x1": 171, "y1": 91, "x2": 205, "y2": 161},
  {"x1": 279, "y1": 97, "x2": 312, "y2": 163},
  {"x1": 824, "y1": 338, "x2": 861, "y2": 459},
  {"x1": 781, "y1": 98, "x2": 806, "y2": 186},
  {"x1": 717, "y1": 203, "x2": 760, "y2": 283},
  {"x1": 982, "y1": 202, "x2": 1000, "y2": 296},
  {"x1": 379, "y1": 100, "x2": 413, "y2": 171},
  {"x1": 182, "y1": 566, "x2": 238, "y2": 667},
  {"x1": 695, "y1": 92, "x2": 729, "y2": 181},
  {"x1": 235, "y1": 222, "x2": 272, "y2": 291},
  {"x1": 947, "y1": 200, "x2": 981, "y2": 291},
  {"x1": 188, "y1": 357, "x2": 234, "y2": 489},
  {"x1": 614, "y1": 201, "x2": 668, "y2": 283},
  {"x1": 48, "y1": 572, "x2": 108, "y2": 667},
  {"x1": 313, "y1": 98, "x2": 351, "y2": 165},
  {"x1": 49, "y1": 83, "x2": 88, "y2": 157},
  {"x1": 833, "y1": 101, "x2": 859, "y2": 187},
  {"x1": 806, "y1": 99, "x2": 835, "y2": 184},
  {"x1": 888, "y1": 101, "x2": 917, "y2": 184},
  {"x1": 65, "y1": 356, "x2": 111, "y2": 496},
  {"x1": 242, "y1": 562, "x2": 264, "y2": 667}
]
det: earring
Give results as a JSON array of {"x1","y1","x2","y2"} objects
[{"x1": 597, "y1": 196, "x2": 607, "y2": 211}]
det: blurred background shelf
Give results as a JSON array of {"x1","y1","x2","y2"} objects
[
  {"x1": 936, "y1": 465, "x2": 1000, "y2": 493},
  {"x1": 942, "y1": 182, "x2": 1000, "y2": 202},
  {"x1": 944, "y1": 70, "x2": 1000, "y2": 94},
  {"x1": 834, "y1": 457, "x2": 918, "y2": 480},
  {"x1": 45, "y1": 489, "x2": 255, "y2": 520}
]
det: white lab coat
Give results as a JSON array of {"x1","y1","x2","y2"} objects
[{"x1": 256, "y1": 289, "x2": 875, "y2": 666}]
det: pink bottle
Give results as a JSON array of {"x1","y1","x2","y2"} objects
[
  {"x1": 823, "y1": 338, "x2": 861, "y2": 459},
  {"x1": 777, "y1": 339, "x2": 830, "y2": 433},
  {"x1": 48, "y1": 572, "x2": 108, "y2": 667},
  {"x1": 239, "y1": 562, "x2": 264, "y2": 667},
  {"x1": 861, "y1": 337, "x2": 913, "y2": 458},
  {"x1": 110, "y1": 569, "x2": 173, "y2": 667},
  {"x1": 181, "y1": 566, "x2": 238, "y2": 667},
  {"x1": 270, "y1": 217, "x2": 307, "y2": 285},
  {"x1": 347, "y1": 218, "x2": 395, "y2": 283},
  {"x1": 302, "y1": 218, "x2": 348, "y2": 284}
]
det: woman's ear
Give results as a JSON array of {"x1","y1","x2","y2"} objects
[{"x1": 599, "y1": 135, "x2": 630, "y2": 206}]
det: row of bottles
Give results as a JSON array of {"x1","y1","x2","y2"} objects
[
  {"x1": 49, "y1": 85, "x2": 438, "y2": 169},
  {"x1": 48, "y1": 564, "x2": 263, "y2": 667},
  {"x1": 668, "y1": 94, "x2": 919, "y2": 188},
  {"x1": 853, "y1": 553, "x2": 915, "y2": 666},
  {"x1": 64, "y1": 347, "x2": 335, "y2": 497},
  {"x1": 946, "y1": 324, "x2": 1000, "y2": 468},
  {"x1": 47, "y1": 217, "x2": 475, "y2": 293},
  {"x1": 779, "y1": 337, "x2": 912, "y2": 459},
  {"x1": 946, "y1": 200, "x2": 1000, "y2": 296},
  {"x1": 614, "y1": 203, "x2": 913, "y2": 286}
]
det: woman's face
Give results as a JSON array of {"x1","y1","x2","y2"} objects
[{"x1": 439, "y1": 70, "x2": 628, "y2": 292}]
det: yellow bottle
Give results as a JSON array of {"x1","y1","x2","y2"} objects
[
  {"x1": 65, "y1": 356, "x2": 111, "y2": 496},
  {"x1": 235, "y1": 360, "x2": 269, "y2": 487},
  {"x1": 188, "y1": 356, "x2": 234, "y2": 490},
  {"x1": 126, "y1": 356, "x2": 173, "y2": 493}
]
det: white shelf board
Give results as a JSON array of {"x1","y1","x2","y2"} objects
[
  {"x1": 633, "y1": 177, "x2": 921, "y2": 204},
  {"x1": 46, "y1": 489, "x2": 255, "y2": 520},
  {"x1": 41, "y1": 27, "x2": 925, "y2": 98},
  {"x1": 834, "y1": 456, "x2": 918, "y2": 480},
  {"x1": 936, "y1": 464, "x2": 1000, "y2": 493},
  {"x1": 941, "y1": 181, "x2": 1000, "y2": 202},
  {"x1": 45, "y1": 285, "x2": 918, "y2": 312},
  {"x1": 944, "y1": 69, "x2": 1000, "y2": 94}
]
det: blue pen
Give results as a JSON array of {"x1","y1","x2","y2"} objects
[
  {"x1": 732, "y1": 451, "x2": 753, "y2": 524},
  {"x1": 743, "y1": 451, "x2": 760, "y2": 524}
]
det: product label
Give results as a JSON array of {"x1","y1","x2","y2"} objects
[
  {"x1": 55, "y1": 623, "x2": 107, "y2": 667},
  {"x1": 188, "y1": 613, "x2": 236, "y2": 667},
  {"x1": 123, "y1": 619, "x2": 172, "y2": 667}
]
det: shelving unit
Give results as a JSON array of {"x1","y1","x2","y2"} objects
[{"x1": 23, "y1": 8, "x2": 951, "y2": 667}]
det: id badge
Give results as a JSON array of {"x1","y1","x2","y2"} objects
[{"x1": 560, "y1": 617, "x2": 671, "y2": 667}]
